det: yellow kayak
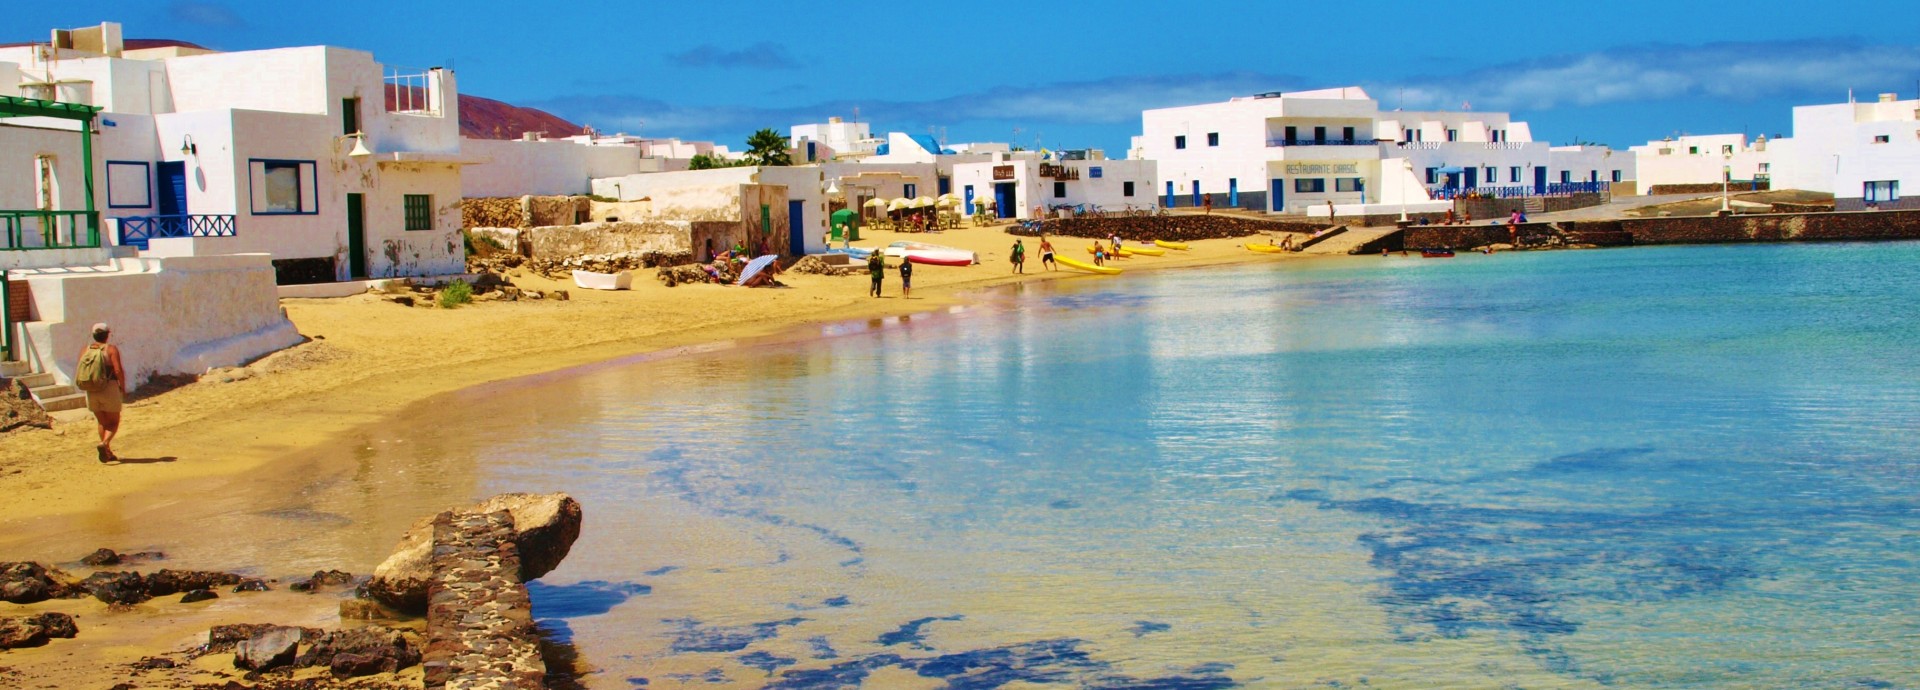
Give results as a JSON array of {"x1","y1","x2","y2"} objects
[
  {"x1": 1086, "y1": 246, "x2": 1131, "y2": 258},
  {"x1": 1154, "y1": 240, "x2": 1190, "y2": 250},
  {"x1": 1057, "y1": 255, "x2": 1121, "y2": 275},
  {"x1": 1246, "y1": 243, "x2": 1286, "y2": 253},
  {"x1": 1122, "y1": 246, "x2": 1166, "y2": 256}
]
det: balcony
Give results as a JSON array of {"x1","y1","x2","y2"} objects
[
  {"x1": 1426, "y1": 182, "x2": 1610, "y2": 200},
  {"x1": 1, "y1": 210, "x2": 100, "y2": 251},
  {"x1": 1267, "y1": 138, "x2": 1374, "y2": 147},
  {"x1": 118, "y1": 214, "x2": 237, "y2": 250}
]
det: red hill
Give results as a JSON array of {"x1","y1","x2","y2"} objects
[{"x1": 458, "y1": 93, "x2": 584, "y2": 140}]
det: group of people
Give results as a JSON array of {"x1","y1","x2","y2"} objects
[
  {"x1": 868, "y1": 250, "x2": 911, "y2": 298},
  {"x1": 1006, "y1": 237, "x2": 1057, "y2": 274}
]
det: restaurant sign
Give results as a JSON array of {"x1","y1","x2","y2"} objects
[
  {"x1": 1284, "y1": 162, "x2": 1360, "y2": 175},
  {"x1": 993, "y1": 165, "x2": 1015, "y2": 180}
]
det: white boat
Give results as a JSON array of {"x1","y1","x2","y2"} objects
[
  {"x1": 571, "y1": 269, "x2": 633, "y2": 290},
  {"x1": 881, "y1": 241, "x2": 977, "y2": 265}
]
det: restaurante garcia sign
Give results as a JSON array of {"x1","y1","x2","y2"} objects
[{"x1": 1283, "y1": 162, "x2": 1361, "y2": 175}]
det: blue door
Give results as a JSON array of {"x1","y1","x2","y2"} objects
[
  {"x1": 1533, "y1": 166, "x2": 1547, "y2": 195},
  {"x1": 1464, "y1": 167, "x2": 1478, "y2": 190},
  {"x1": 1271, "y1": 179, "x2": 1284, "y2": 212},
  {"x1": 963, "y1": 185, "x2": 974, "y2": 215},
  {"x1": 156, "y1": 162, "x2": 188, "y2": 216},
  {"x1": 1166, "y1": 181, "x2": 1175, "y2": 207},
  {"x1": 938, "y1": 177, "x2": 951, "y2": 195},
  {"x1": 1228, "y1": 179, "x2": 1238, "y2": 207},
  {"x1": 788, "y1": 200, "x2": 806, "y2": 255},
  {"x1": 1191, "y1": 180, "x2": 1201, "y2": 206},
  {"x1": 995, "y1": 182, "x2": 1016, "y2": 219}
]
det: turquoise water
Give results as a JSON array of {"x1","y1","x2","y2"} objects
[{"x1": 444, "y1": 243, "x2": 1918, "y2": 688}]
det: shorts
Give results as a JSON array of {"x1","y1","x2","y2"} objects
[
  {"x1": 87, "y1": 385, "x2": 123, "y2": 415},
  {"x1": 1042, "y1": 252, "x2": 1054, "y2": 261},
  {"x1": 901, "y1": 277, "x2": 912, "y2": 289}
]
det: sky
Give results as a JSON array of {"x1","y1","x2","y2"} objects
[{"x1": 13, "y1": 0, "x2": 1920, "y2": 153}]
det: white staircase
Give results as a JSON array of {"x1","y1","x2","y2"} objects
[
  {"x1": 1523, "y1": 197, "x2": 1546, "y2": 215},
  {"x1": 16, "y1": 370, "x2": 88, "y2": 412}
]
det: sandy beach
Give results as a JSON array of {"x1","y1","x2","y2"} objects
[{"x1": 0, "y1": 221, "x2": 1324, "y2": 685}]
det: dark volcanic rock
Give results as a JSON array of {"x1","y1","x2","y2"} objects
[
  {"x1": 368, "y1": 492, "x2": 581, "y2": 613},
  {"x1": 146, "y1": 569, "x2": 244, "y2": 596},
  {"x1": 0, "y1": 613, "x2": 78, "y2": 649},
  {"x1": 289, "y1": 569, "x2": 355, "y2": 593},
  {"x1": 180, "y1": 589, "x2": 218, "y2": 603},
  {"x1": 233, "y1": 626, "x2": 302, "y2": 671},
  {"x1": 204, "y1": 624, "x2": 324, "y2": 654},
  {"x1": 80, "y1": 548, "x2": 121, "y2": 567},
  {"x1": 231, "y1": 578, "x2": 270, "y2": 593},
  {"x1": 132, "y1": 656, "x2": 178, "y2": 670},
  {"x1": 294, "y1": 626, "x2": 420, "y2": 672},
  {"x1": 0, "y1": 562, "x2": 70, "y2": 603},
  {"x1": 330, "y1": 651, "x2": 398, "y2": 678},
  {"x1": 80, "y1": 571, "x2": 150, "y2": 605}
]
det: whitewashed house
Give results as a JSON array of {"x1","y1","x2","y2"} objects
[
  {"x1": 1630, "y1": 133, "x2": 1775, "y2": 192},
  {"x1": 1770, "y1": 93, "x2": 1920, "y2": 210},
  {"x1": 591, "y1": 165, "x2": 826, "y2": 257},
  {"x1": 1137, "y1": 87, "x2": 1633, "y2": 215},
  {"x1": 0, "y1": 22, "x2": 471, "y2": 284},
  {"x1": 951, "y1": 151, "x2": 1157, "y2": 220}
]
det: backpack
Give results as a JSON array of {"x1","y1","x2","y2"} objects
[{"x1": 76, "y1": 344, "x2": 114, "y2": 393}]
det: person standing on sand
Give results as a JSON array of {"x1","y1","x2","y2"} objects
[
  {"x1": 1011, "y1": 239, "x2": 1026, "y2": 274},
  {"x1": 1327, "y1": 200, "x2": 1336, "y2": 225},
  {"x1": 75, "y1": 323, "x2": 125, "y2": 463},
  {"x1": 899, "y1": 256, "x2": 913, "y2": 298},
  {"x1": 1203, "y1": 194, "x2": 1213, "y2": 215},
  {"x1": 1039, "y1": 236, "x2": 1056, "y2": 271},
  {"x1": 868, "y1": 250, "x2": 886, "y2": 297}
]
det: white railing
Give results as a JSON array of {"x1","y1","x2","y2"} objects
[{"x1": 384, "y1": 67, "x2": 441, "y2": 117}]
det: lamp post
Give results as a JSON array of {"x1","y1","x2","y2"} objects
[
  {"x1": 1399, "y1": 158, "x2": 1413, "y2": 223},
  {"x1": 1720, "y1": 152, "x2": 1732, "y2": 215}
]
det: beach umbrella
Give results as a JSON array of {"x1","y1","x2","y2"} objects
[
  {"x1": 887, "y1": 198, "x2": 910, "y2": 211},
  {"x1": 863, "y1": 198, "x2": 888, "y2": 209},
  {"x1": 937, "y1": 193, "x2": 962, "y2": 205},
  {"x1": 735, "y1": 254, "x2": 778, "y2": 286},
  {"x1": 913, "y1": 196, "x2": 935, "y2": 208}
]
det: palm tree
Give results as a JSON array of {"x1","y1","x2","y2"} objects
[{"x1": 745, "y1": 128, "x2": 792, "y2": 166}]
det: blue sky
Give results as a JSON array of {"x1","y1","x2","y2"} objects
[{"x1": 14, "y1": 1, "x2": 1920, "y2": 153}]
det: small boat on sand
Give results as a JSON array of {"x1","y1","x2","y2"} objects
[
  {"x1": 1057, "y1": 256, "x2": 1121, "y2": 275},
  {"x1": 1154, "y1": 240, "x2": 1190, "y2": 251},
  {"x1": 1246, "y1": 243, "x2": 1286, "y2": 253},
  {"x1": 572, "y1": 270, "x2": 633, "y2": 290}
]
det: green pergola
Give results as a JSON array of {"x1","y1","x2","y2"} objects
[{"x1": 1, "y1": 95, "x2": 103, "y2": 360}]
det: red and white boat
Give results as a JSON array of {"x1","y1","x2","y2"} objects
[{"x1": 882, "y1": 241, "x2": 976, "y2": 266}]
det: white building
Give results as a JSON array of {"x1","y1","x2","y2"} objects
[
  {"x1": 0, "y1": 24, "x2": 469, "y2": 282},
  {"x1": 462, "y1": 134, "x2": 670, "y2": 197},
  {"x1": 951, "y1": 152, "x2": 1157, "y2": 220},
  {"x1": 1770, "y1": 92, "x2": 1920, "y2": 210},
  {"x1": 1630, "y1": 133, "x2": 1775, "y2": 192},
  {"x1": 791, "y1": 117, "x2": 882, "y2": 160},
  {"x1": 590, "y1": 165, "x2": 827, "y2": 256},
  {"x1": 1137, "y1": 86, "x2": 1632, "y2": 214}
]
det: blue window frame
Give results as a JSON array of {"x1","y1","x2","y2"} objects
[
  {"x1": 1295, "y1": 178, "x2": 1326, "y2": 193},
  {"x1": 1174, "y1": 135, "x2": 1186, "y2": 150},
  {"x1": 1425, "y1": 168, "x2": 1439, "y2": 184},
  {"x1": 1510, "y1": 166, "x2": 1522, "y2": 183},
  {"x1": 105, "y1": 161, "x2": 151, "y2": 209},
  {"x1": 1090, "y1": 166, "x2": 1103, "y2": 178},
  {"x1": 1207, "y1": 133, "x2": 1219, "y2": 147},
  {"x1": 904, "y1": 183, "x2": 917, "y2": 198}
]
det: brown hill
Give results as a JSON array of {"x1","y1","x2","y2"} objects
[{"x1": 458, "y1": 93, "x2": 584, "y2": 140}]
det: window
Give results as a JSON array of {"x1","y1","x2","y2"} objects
[
  {"x1": 1611, "y1": 170, "x2": 1623, "y2": 183},
  {"x1": 1873, "y1": 134, "x2": 1891, "y2": 144},
  {"x1": 1342, "y1": 126, "x2": 1355, "y2": 142},
  {"x1": 1335, "y1": 178, "x2": 1364, "y2": 193},
  {"x1": 1689, "y1": 146, "x2": 1700, "y2": 154},
  {"x1": 1560, "y1": 170, "x2": 1571, "y2": 184},
  {"x1": 1284, "y1": 126, "x2": 1298, "y2": 143},
  {"x1": 1446, "y1": 129, "x2": 1458, "y2": 142},
  {"x1": 1090, "y1": 166, "x2": 1103, "y2": 178},
  {"x1": 1207, "y1": 132, "x2": 1219, "y2": 147},
  {"x1": 1484, "y1": 167, "x2": 1496, "y2": 184},
  {"x1": 106, "y1": 161, "x2": 151, "y2": 209},
  {"x1": 263, "y1": 162, "x2": 302, "y2": 213},
  {"x1": 1425, "y1": 167, "x2": 1439, "y2": 184},
  {"x1": 404, "y1": 194, "x2": 433, "y2": 230},
  {"x1": 1490, "y1": 129, "x2": 1504, "y2": 142},
  {"x1": 1721, "y1": 144, "x2": 1734, "y2": 154},
  {"x1": 1590, "y1": 170, "x2": 1598, "y2": 183},
  {"x1": 904, "y1": 183, "x2": 917, "y2": 198},
  {"x1": 1864, "y1": 180, "x2": 1900, "y2": 201},
  {"x1": 342, "y1": 97, "x2": 360, "y2": 135},
  {"x1": 1123, "y1": 181, "x2": 1135, "y2": 197},
  {"x1": 1053, "y1": 181, "x2": 1067, "y2": 198},
  {"x1": 1174, "y1": 135, "x2": 1186, "y2": 149},
  {"x1": 1313, "y1": 126, "x2": 1327, "y2": 143},
  {"x1": 1294, "y1": 178, "x2": 1326, "y2": 193},
  {"x1": 1509, "y1": 166, "x2": 1522, "y2": 183}
]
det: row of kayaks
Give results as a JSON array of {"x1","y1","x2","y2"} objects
[{"x1": 827, "y1": 239, "x2": 1193, "y2": 275}]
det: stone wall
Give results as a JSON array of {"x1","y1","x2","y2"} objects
[
  {"x1": 1010, "y1": 215, "x2": 1330, "y2": 242},
  {"x1": 1454, "y1": 193, "x2": 1606, "y2": 221},
  {"x1": 423, "y1": 510, "x2": 544, "y2": 689},
  {"x1": 1620, "y1": 208, "x2": 1920, "y2": 244},
  {"x1": 1647, "y1": 181, "x2": 1769, "y2": 196},
  {"x1": 462, "y1": 195, "x2": 593, "y2": 230},
  {"x1": 529, "y1": 196, "x2": 591, "y2": 227},
  {"x1": 519, "y1": 221, "x2": 690, "y2": 259}
]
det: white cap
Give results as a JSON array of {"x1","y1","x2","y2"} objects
[{"x1": 91, "y1": 322, "x2": 110, "y2": 334}]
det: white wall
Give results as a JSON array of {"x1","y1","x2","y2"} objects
[
  {"x1": 461, "y1": 138, "x2": 658, "y2": 197},
  {"x1": 17, "y1": 253, "x2": 302, "y2": 388}
]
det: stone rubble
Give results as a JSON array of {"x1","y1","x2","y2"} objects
[{"x1": 423, "y1": 510, "x2": 546, "y2": 689}]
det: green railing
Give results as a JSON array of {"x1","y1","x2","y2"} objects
[{"x1": 0, "y1": 210, "x2": 100, "y2": 251}]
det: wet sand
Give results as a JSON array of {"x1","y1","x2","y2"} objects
[{"x1": 0, "y1": 222, "x2": 1329, "y2": 685}]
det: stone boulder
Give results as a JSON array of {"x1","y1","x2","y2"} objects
[
  {"x1": 0, "y1": 612, "x2": 78, "y2": 649},
  {"x1": 80, "y1": 571, "x2": 150, "y2": 606},
  {"x1": 294, "y1": 626, "x2": 420, "y2": 675},
  {"x1": 289, "y1": 569, "x2": 355, "y2": 593},
  {"x1": 365, "y1": 492, "x2": 581, "y2": 613},
  {"x1": 204, "y1": 623, "x2": 323, "y2": 654},
  {"x1": 233, "y1": 626, "x2": 303, "y2": 671},
  {"x1": 144, "y1": 569, "x2": 244, "y2": 596},
  {"x1": 0, "y1": 562, "x2": 71, "y2": 604}
]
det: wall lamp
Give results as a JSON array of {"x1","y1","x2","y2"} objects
[
  {"x1": 179, "y1": 134, "x2": 197, "y2": 157},
  {"x1": 339, "y1": 132, "x2": 373, "y2": 158}
]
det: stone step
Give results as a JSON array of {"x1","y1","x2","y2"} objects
[
  {"x1": 32, "y1": 383, "x2": 78, "y2": 400},
  {"x1": 36, "y1": 391, "x2": 88, "y2": 412},
  {"x1": 17, "y1": 372, "x2": 55, "y2": 389},
  {"x1": 0, "y1": 360, "x2": 28, "y2": 378}
]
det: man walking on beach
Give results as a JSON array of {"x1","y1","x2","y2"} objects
[
  {"x1": 868, "y1": 250, "x2": 886, "y2": 297},
  {"x1": 1039, "y1": 236, "x2": 1056, "y2": 271},
  {"x1": 74, "y1": 323, "x2": 125, "y2": 463},
  {"x1": 898, "y1": 256, "x2": 913, "y2": 299},
  {"x1": 1011, "y1": 239, "x2": 1026, "y2": 274}
]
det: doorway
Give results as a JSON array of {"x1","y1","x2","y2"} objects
[
  {"x1": 1533, "y1": 167, "x2": 1548, "y2": 195},
  {"x1": 1271, "y1": 179, "x2": 1284, "y2": 212},
  {"x1": 156, "y1": 162, "x2": 188, "y2": 216},
  {"x1": 345, "y1": 193, "x2": 367, "y2": 279},
  {"x1": 994, "y1": 182, "x2": 1016, "y2": 219},
  {"x1": 787, "y1": 200, "x2": 805, "y2": 256}
]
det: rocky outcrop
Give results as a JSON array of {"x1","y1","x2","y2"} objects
[
  {"x1": 0, "y1": 613, "x2": 77, "y2": 649},
  {"x1": 423, "y1": 510, "x2": 545, "y2": 689},
  {"x1": 77, "y1": 548, "x2": 166, "y2": 567},
  {"x1": 203, "y1": 623, "x2": 325, "y2": 654},
  {"x1": 295, "y1": 627, "x2": 421, "y2": 678},
  {"x1": 233, "y1": 626, "x2": 303, "y2": 672},
  {"x1": 79, "y1": 571, "x2": 150, "y2": 605},
  {"x1": 289, "y1": 569, "x2": 355, "y2": 593},
  {"x1": 0, "y1": 562, "x2": 72, "y2": 603},
  {"x1": 367, "y1": 492, "x2": 581, "y2": 613}
]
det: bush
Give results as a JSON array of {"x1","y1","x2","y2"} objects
[{"x1": 438, "y1": 279, "x2": 473, "y2": 309}]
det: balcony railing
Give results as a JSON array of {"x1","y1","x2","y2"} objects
[
  {"x1": 118, "y1": 214, "x2": 237, "y2": 250},
  {"x1": 1426, "y1": 182, "x2": 1610, "y2": 200},
  {"x1": 1267, "y1": 138, "x2": 1373, "y2": 147},
  {"x1": 0, "y1": 210, "x2": 100, "y2": 251}
]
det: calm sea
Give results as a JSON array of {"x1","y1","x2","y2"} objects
[{"x1": 385, "y1": 243, "x2": 1920, "y2": 688}]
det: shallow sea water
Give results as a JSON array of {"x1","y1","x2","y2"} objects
[{"x1": 322, "y1": 243, "x2": 1920, "y2": 687}]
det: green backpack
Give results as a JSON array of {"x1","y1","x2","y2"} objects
[{"x1": 76, "y1": 344, "x2": 113, "y2": 392}]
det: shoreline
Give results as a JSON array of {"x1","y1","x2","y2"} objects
[{"x1": 0, "y1": 228, "x2": 1327, "y2": 546}]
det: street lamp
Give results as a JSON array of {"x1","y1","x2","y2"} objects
[
  {"x1": 1720, "y1": 152, "x2": 1732, "y2": 215},
  {"x1": 1399, "y1": 158, "x2": 1414, "y2": 223}
]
